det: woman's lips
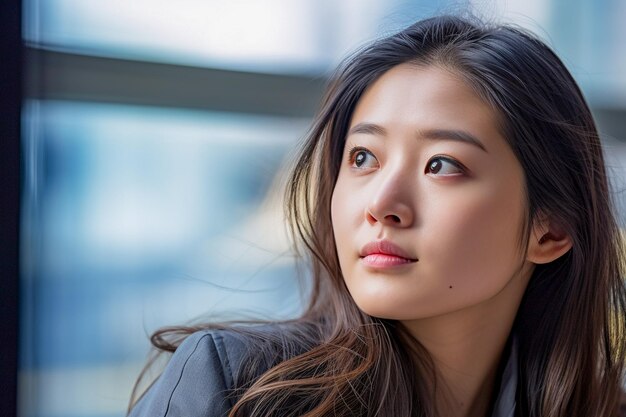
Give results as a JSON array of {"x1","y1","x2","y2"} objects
[
  {"x1": 360, "y1": 253, "x2": 416, "y2": 268},
  {"x1": 359, "y1": 240, "x2": 418, "y2": 268}
]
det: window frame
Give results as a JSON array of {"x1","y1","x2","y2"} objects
[{"x1": 1, "y1": 0, "x2": 22, "y2": 415}]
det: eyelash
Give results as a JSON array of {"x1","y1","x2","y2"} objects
[
  {"x1": 346, "y1": 145, "x2": 467, "y2": 176},
  {"x1": 425, "y1": 155, "x2": 466, "y2": 176}
]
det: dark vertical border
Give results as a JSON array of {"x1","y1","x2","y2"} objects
[{"x1": 0, "y1": 0, "x2": 22, "y2": 415}]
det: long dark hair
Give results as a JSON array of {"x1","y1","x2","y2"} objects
[{"x1": 130, "y1": 15, "x2": 626, "y2": 417}]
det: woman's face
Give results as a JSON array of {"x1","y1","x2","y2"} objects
[{"x1": 331, "y1": 64, "x2": 533, "y2": 322}]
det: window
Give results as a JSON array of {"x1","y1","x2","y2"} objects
[{"x1": 19, "y1": 1, "x2": 626, "y2": 416}]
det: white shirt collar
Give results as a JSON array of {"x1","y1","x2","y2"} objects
[{"x1": 490, "y1": 337, "x2": 518, "y2": 417}]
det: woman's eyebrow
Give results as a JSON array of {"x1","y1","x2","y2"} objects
[
  {"x1": 348, "y1": 122, "x2": 387, "y2": 137},
  {"x1": 347, "y1": 122, "x2": 488, "y2": 153},
  {"x1": 419, "y1": 128, "x2": 488, "y2": 153}
]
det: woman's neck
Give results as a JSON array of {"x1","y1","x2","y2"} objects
[
  {"x1": 428, "y1": 325, "x2": 507, "y2": 417},
  {"x1": 401, "y1": 265, "x2": 531, "y2": 417}
]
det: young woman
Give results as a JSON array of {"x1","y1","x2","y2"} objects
[{"x1": 128, "y1": 15, "x2": 626, "y2": 417}]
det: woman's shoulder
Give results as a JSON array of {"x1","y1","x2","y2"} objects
[
  {"x1": 128, "y1": 328, "x2": 241, "y2": 417},
  {"x1": 128, "y1": 323, "x2": 311, "y2": 417}
]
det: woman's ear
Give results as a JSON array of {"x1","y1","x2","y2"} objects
[{"x1": 526, "y1": 214, "x2": 573, "y2": 264}]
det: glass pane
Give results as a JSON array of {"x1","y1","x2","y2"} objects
[
  {"x1": 20, "y1": 100, "x2": 310, "y2": 417},
  {"x1": 23, "y1": 0, "x2": 626, "y2": 100},
  {"x1": 22, "y1": 0, "x2": 465, "y2": 74},
  {"x1": 603, "y1": 136, "x2": 626, "y2": 227}
]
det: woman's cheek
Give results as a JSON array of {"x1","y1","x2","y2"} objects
[{"x1": 421, "y1": 190, "x2": 522, "y2": 292}]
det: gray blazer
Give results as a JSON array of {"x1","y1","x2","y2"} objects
[{"x1": 129, "y1": 328, "x2": 518, "y2": 417}]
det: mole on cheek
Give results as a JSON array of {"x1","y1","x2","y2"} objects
[{"x1": 449, "y1": 286, "x2": 453, "y2": 289}]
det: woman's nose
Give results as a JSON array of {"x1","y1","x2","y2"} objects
[{"x1": 365, "y1": 173, "x2": 414, "y2": 228}]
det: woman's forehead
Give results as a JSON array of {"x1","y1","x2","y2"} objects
[{"x1": 348, "y1": 64, "x2": 508, "y2": 155}]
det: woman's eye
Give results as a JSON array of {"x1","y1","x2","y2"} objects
[
  {"x1": 348, "y1": 147, "x2": 378, "y2": 169},
  {"x1": 425, "y1": 156, "x2": 464, "y2": 176}
]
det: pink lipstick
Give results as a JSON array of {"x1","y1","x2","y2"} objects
[{"x1": 359, "y1": 240, "x2": 418, "y2": 269}]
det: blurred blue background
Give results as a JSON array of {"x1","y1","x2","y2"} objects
[{"x1": 20, "y1": 1, "x2": 626, "y2": 416}]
